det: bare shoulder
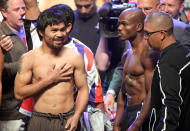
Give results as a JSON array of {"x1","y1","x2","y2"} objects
[
  {"x1": 141, "y1": 42, "x2": 160, "y2": 69},
  {"x1": 65, "y1": 47, "x2": 84, "y2": 67},
  {"x1": 121, "y1": 48, "x2": 132, "y2": 65},
  {"x1": 18, "y1": 48, "x2": 40, "y2": 72}
]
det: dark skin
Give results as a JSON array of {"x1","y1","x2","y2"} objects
[{"x1": 113, "y1": 9, "x2": 160, "y2": 131}]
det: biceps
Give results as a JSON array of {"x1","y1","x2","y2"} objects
[
  {"x1": 74, "y1": 66, "x2": 87, "y2": 89},
  {"x1": 15, "y1": 71, "x2": 33, "y2": 88}
]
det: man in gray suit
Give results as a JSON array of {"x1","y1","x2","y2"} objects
[{"x1": 0, "y1": 0, "x2": 30, "y2": 130}]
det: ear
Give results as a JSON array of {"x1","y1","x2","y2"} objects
[
  {"x1": 136, "y1": 23, "x2": 143, "y2": 32},
  {"x1": 66, "y1": 23, "x2": 72, "y2": 33},
  {"x1": 1, "y1": 9, "x2": 7, "y2": 19},
  {"x1": 160, "y1": 31, "x2": 166, "y2": 41},
  {"x1": 38, "y1": 30, "x2": 44, "y2": 38}
]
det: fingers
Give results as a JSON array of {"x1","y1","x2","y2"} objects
[
  {"x1": 0, "y1": 35, "x2": 13, "y2": 51},
  {"x1": 104, "y1": 101, "x2": 111, "y2": 115},
  {"x1": 59, "y1": 64, "x2": 73, "y2": 78},
  {"x1": 104, "y1": 93, "x2": 115, "y2": 114},
  {"x1": 65, "y1": 117, "x2": 72, "y2": 130}
]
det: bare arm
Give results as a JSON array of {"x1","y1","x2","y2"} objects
[
  {"x1": 114, "y1": 91, "x2": 125, "y2": 131},
  {"x1": 65, "y1": 54, "x2": 89, "y2": 131},
  {"x1": 0, "y1": 48, "x2": 4, "y2": 106},
  {"x1": 95, "y1": 37, "x2": 111, "y2": 71},
  {"x1": 14, "y1": 54, "x2": 73, "y2": 100},
  {"x1": 24, "y1": 0, "x2": 40, "y2": 20}
]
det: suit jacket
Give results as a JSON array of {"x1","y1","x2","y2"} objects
[
  {"x1": 173, "y1": 19, "x2": 190, "y2": 48},
  {"x1": 0, "y1": 21, "x2": 27, "y2": 120}
]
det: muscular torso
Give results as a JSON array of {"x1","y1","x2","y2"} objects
[
  {"x1": 123, "y1": 47, "x2": 146, "y2": 106},
  {"x1": 31, "y1": 47, "x2": 77, "y2": 114}
]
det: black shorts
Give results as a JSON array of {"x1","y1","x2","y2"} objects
[{"x1": 120, "y1": 104, "x2": 142, "y2": 131}]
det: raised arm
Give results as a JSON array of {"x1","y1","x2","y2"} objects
[{"x1": 24, "y1": 0, "x2": 40, "y2": 20}]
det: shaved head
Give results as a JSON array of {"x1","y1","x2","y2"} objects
[
  {"x1": 145, "y1": 12, "x2": 173, "y2": 34},
  {"x1": 120, "y1": 8, "x2": 146, "y2": 26},
  {"x1": 118, "y1": 8, "x2": 145, "y2": 40}
]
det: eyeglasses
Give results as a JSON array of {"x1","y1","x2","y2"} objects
[{"x1": 144, "y1": 30, "x2": 163, "y2": 37}]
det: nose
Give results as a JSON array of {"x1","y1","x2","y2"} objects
[
  {"x1": 19, "y1": 8, "x2": 25, "y2": 17},
  {"x1": 56, "y1": 30, "x2": 65, "y2": 37},
  {"x1": 80, "y1": 6, "x2": 88, "y2": 14},
  {"x1": 117, "y1": 24, "x2": 122, "y2": 31}
]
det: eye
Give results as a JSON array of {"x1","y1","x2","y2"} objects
[
  {"x1": 76, "y1": 5, "x2": 82, "y2": 9},
  {"x1": 84, "y1": 4, "x2": 91, "y2": 9}
]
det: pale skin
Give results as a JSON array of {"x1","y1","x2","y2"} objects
[{"x1": 14, "y1": 22, "x2": 89, "y2": 131}]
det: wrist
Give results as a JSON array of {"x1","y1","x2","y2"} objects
[{"x1": 106, "y1": 90, "x2": 115, "y2": 98}]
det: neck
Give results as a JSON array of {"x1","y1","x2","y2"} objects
[
  {"x1": 130, "y1": 33, "x2": 144, "y2": 49},
  {"x1": 4, "y1": 21, "x2": 21, "y2": 32},
  {"x1": 161, "y1": 35, "x2": 176, "y2": 51}
]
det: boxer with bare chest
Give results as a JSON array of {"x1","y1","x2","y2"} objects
[
  {"x1": 14, "y1": 5, "x2": 89, "y2": 131},
  {"x1": 113, "y1": 8, "x2": 159, "y2": 131}
]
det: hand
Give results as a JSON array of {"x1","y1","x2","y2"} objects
[
  {"x1": 104, "y1": 93, "x2": 115, "y2": 115},
  {"x1": 65, "y1": 115, "x2": 80, "y2": 131},
  {"x1": 47, "y1": 63, "x2": 73, "y2": 84},
  {"x1": 23, "y1": 0, "x2": 38, "y2": 7},
  {"x1": 0, "y1": 35, "x2": 13, "y2": 51}
]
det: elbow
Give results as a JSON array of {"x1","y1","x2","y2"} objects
[
  {"x1": 95, "y1": 59, "x2": 110, "y2": 71},
  {"x1": 14, "y1": 91, "x2": 24, "y2": 100},
  {"x1": 96, "y1": 64, "x2": 110, "y2": 71}
]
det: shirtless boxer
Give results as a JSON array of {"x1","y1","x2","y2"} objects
[
  {"x1": 14, "y1": 5, "x2": 89, "y2": 131},
  {"x1": 113, "y1": 8, "x2": 159, "y2": 131}
]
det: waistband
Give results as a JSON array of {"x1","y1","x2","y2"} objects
[
  {"x1": 33, "y1": 106, "x2": 75, "y2": 119},
  {"x1": 126, "y1": 103, "x2": 142, "y2": 112}
]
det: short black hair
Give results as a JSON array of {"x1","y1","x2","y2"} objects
[{"x1": 37, "y1": 4, "x2": 74, "y2": 38}]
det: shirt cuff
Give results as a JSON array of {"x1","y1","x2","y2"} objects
[{"x1": 106, "y1": 89, "x2": 116, "y2": 98}]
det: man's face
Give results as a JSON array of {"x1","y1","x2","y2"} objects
[
  {"x1": 118, "y1": 12, "x2": 137, "y2": 41},
  {"x1": 160, "y1": 0, "x2": 184, "y2": 19},
  {"x1": 137, "y1": 0, "x2": 160, "y2": 16},
  {"x1": 1, "y1": 0, "x2": 25, "y2": 32},
  {"x1": 74, "y1": 0, "x2": 96, "y2": 18},
  {"x1": 41, "y1": 22, "x2": 71, "y2": 50}
]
